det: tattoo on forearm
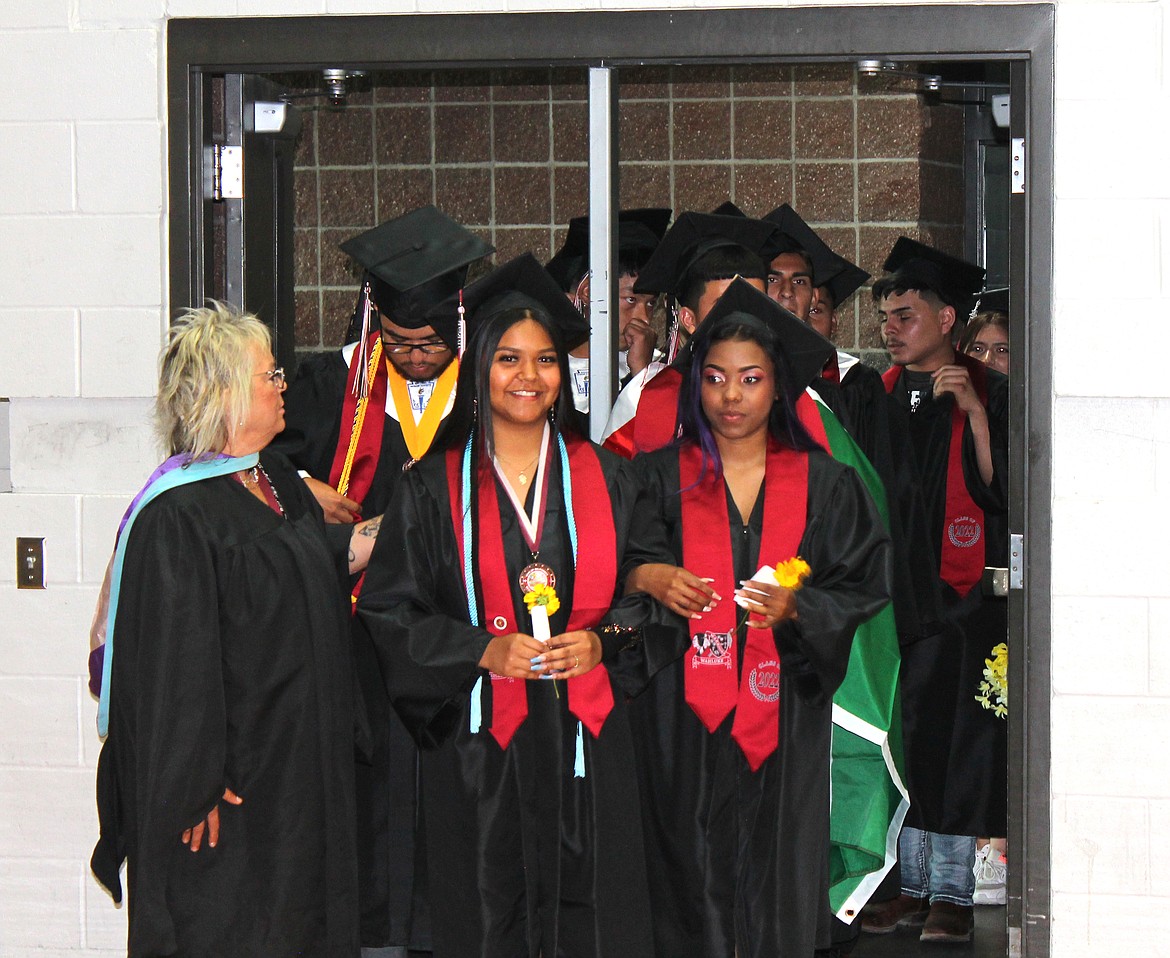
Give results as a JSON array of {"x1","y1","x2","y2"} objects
[
  {"x1": 348, "y1": 547, "x2": 356, "y2": 563},
  {"x1": 359, "y1": 517, "x2": 381, "y2": 538}
]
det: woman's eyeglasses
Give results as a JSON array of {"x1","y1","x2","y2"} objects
[{"x1": 258, "y1": 367, "x2": 286, "y2": 387}]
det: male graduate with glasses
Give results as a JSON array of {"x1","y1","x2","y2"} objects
[{"x1": 271, "y1": 205, "x2": 492, "y2": 958}]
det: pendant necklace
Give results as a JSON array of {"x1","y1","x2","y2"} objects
[
  {"x1": 493, "y1": 424, "x2": 555, "y2": 591},
  {"x1": 237, "y1": 463, "x2": 285, "y2": 517},
  {"x1": 496, "y1": 451, "x2": 540, "y2": 486}
]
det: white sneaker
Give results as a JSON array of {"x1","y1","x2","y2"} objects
[{"x1": 973, "y1": 843, "x2": 1007, "y2": 906}]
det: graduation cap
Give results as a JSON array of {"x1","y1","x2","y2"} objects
[
  {"x1": 976, "y1": 286, "x2": 1009, "y2": 315},
  {"x1": 694, "y1": 277, "x2": 836, "y2": 401},
  {"x1": 881, "y1": 237, "x2": 986, "y2": 313},
  {"x1": 632, "y1": 211, "x2": 779, "y2": 298},
  {"x1": 818, "y1": 260, "x2": 871, "y2": 310},
  {"x1": 545, "y1": 208, "x2": 672, "y2": 292},
  {"x1": 456, "y1": 252, "x2": 591, "y2": 351},
  {"x1": 710, "y1": 200, "x2": 748, "y2": 218},
  {"x1": 339, "y1": 205, "x2": 493, "y2": 331}
]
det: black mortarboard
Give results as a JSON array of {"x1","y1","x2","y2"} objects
[
  {"x1": 881, "y1": 237, "x2": 986, "y2": 313},
  {"x1": 819, "y1": 261, "x2": 872, "y2": 310},
  {"x1": 710, "y1": 200, "x2": 748, "y2": 218},
  {"x1": 632, "y1": 212, "x2": 779, "y2": 298},
  {"x1": 976, "y1": 287, "x2": 1009, "y2": 314},
  {"x1": 457, "y1": 253, "x2": 591, "y2": 351},
  {"x1": 696, "y1": 277, "x2": 836, "y2": 400},
  {"x1": 545, "y1": 208, "x2": 672, "y2": 292},
  {"x1": 755, "y1": 203, "x2": 871, "y2": 306},
  {"x1": 339, "y1": 206, "x2": 493, "y2": 329}
]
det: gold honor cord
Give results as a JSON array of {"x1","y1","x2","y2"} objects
[
  {"x1": 337, "y1": 338, "x2": 384, "y2": 498},
  {"x1": 388, "y1": 358, "x2": 459, "y2": 462}
]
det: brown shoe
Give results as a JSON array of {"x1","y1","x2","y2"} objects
[
  {"x1": 920, "y1": 900, "x2": 974, "y2": 943},
  {"x1": 859, "y1": 894, "x2": 930, "y2": 934}
]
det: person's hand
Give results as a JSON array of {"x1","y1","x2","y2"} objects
[
  {"x1": 181, "y1": 787, "x2": 243, "y2": 852},
  {"x1": 304, "y1": 476, "x2": 361, "y2": 524},
  {"x1": 622, "y1": 319, "x2": 658, "y2": 376},
  {"x1": 540, "y1": 630, "x2": 603, "y2": 677},
  {"x1": 627, "y1": 563, "x2": 720, "y2": 620},
  {"x1": 479, "y1": 632, "x2": 549, "y2": 679},
  {"x1": 734, "y1": 579, "x2": 798, "y2": 630},
  {"x1": 932, "y1": 364, "x2": 985, "y2": 418}
]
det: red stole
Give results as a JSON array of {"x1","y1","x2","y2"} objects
[
  {"x1": 445, "y1": 434, "x2": 617, "y2": 750},
  {"x1": 632, "y1": 367, "x2": 683, "y2": 454},
  {"x1": 821, "y1": 352, "x2": 841, "y2": 385},
  {"x1": 327, "y1": 332, "x2": 387, "y2": 515},
  {"x1": 795, "y1": 390, "x2": 830, "y2": 451},
  {"x1": 679, "y1": 440, "x2": 809, "y2": 771},
  {"x1": 882, "y1": 354, "x2": 988, "y2": 597}
]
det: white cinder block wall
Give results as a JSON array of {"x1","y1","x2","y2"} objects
[{"x1": 0, "y1": 0, "x2": 1161, "y2": 954}]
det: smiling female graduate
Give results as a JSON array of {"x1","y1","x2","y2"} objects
[
  {"x1": 625, "y1": 279, "x2": 894, "y2": 958},
  {"x1": 356, "y1": 253, "x2": 682, "y2": 958}
]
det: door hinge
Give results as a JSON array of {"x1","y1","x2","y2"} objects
[
  {"x1": 211, "y1": 144, "x2": 244, "y2": 201},
  {"x1": 1010, "y1": 138, "x2": 1025, "y2": 195},
  {"x1": 1009, "y1": 533, "x2": 1024, "y2": 589}
]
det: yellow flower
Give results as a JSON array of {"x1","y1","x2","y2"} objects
[
  {"x1": 773, "y1": 557, "x2": 812, "y2": 591},
  {"x1": 523, "y1": 583, "x2": 561, "y2": 616},
  {"x1": 975, "y1": 642, "x2": 1008, "y2": 719}
]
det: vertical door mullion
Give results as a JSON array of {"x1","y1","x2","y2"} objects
[{"x1": 587, "y1": 66, "x2": 619, "y2": 441}]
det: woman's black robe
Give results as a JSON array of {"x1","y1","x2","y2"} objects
[
  {"x1": 91, "y1": 451, "x2": 359, "y2": 957},
  {"x1": 357, "y1": 440, "x2": 682, "y2": 958},
  {"x1": 631, "y1": 447, "x2": 892, "y2": 958}
]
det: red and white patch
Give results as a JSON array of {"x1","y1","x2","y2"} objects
[
  {"x1": 947, "y1": 515, "x2": 982, "y2": 549},
  {"x1": 748, "y1": 659, "x2": 781, "y2": 703}
]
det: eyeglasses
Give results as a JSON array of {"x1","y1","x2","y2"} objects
[
  {"x1": 382, "y1": 339, "x2": 450, "y2": 356},
  {"x1": 258, "y1": 367, "x2": 286, "y2": 387}
]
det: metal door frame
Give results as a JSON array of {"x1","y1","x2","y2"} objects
[{"x1": 167, "y1": 8, "x2": 1054, "y2": 953}]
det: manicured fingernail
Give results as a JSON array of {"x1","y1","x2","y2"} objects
[
  {"x1": 712, "y1": 593, "x2": 722, "y2": 601},
  {"x1": 690, "y1": 613, "x2": 701, "y2": 620},
  {"x1": 702, "y1": 605, "x2": 713, "y2": 612},
  {"x1": 529, "y1": 655, "x2": 544, "y2": 664},
  {"x1": 530, "y1": 663, "x2": 544, "y2": 671}
]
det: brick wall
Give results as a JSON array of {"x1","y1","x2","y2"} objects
[{"x1": 288, "y1": 63, "x2": 965, "y2": 365}]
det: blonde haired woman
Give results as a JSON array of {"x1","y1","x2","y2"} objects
[{"x1": 91, "y1": 303, "x2": 377, "y2": 956}]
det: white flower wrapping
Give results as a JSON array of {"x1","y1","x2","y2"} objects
[{"x1": 734, "y1": 565, "x2": 776, "y2": 610}]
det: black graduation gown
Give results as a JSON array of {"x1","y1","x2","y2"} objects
[
  {"x1": 91, "y1": 451, "x2": 359, "y2": 958},
  {"x1": 886, "y1": 366, "x2": 1010, "y2": 837},
  {"x1": 838, "y1": 358, "x2": 948, "y2": 646},
  {"x1": 357, "y1": 441, "x2": 682, "y2": 958},
  {"x1": 630, "y1": 447, "x2": 892, "y2": 958},
  {"x1": 271, "y1": 347, "x2": 438, "y2": 949}
]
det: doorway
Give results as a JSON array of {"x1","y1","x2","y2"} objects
[{"x1": 167, "y1": 8, "x2": 1054, "y2": 955}]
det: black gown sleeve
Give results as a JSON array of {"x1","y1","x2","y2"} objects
[
  {"x1": 357, "y1": 464, "x2": 494, "y2": 748},
  {"x1": 961, "y1": 368, "x2": 1009, "y2": 515},
  {"x1": 97, "y1": 496, "x2": 231, "y2": 955},
  {"x1": 780, "y1": 453, "x2": 894, "y2": 706},
  {"x1": 592, "y1": 449, "x2": 689, "y2": 695}
]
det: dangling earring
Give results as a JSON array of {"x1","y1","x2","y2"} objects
[{"x1": 547, "y1": 404, "x2": 557, "y2": 427}]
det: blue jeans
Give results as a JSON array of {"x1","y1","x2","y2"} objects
[{"x1": 899, "y1": 826, "x2": 976, "y2": 906}]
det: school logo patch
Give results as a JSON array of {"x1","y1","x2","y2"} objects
[
  {"x1": 947, "y1": 515, "x2": 982, "y2": 549},
  {"x1": 691, "y1": 630, "x2": 734, "y2": 669},
  {"x1": 748, "y1": 659, "x2": 781, "y2": 703}
]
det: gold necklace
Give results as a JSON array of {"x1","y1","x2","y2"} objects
[{"x1": 496, "y1": 451, "x2": 541, "y2": 486}]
